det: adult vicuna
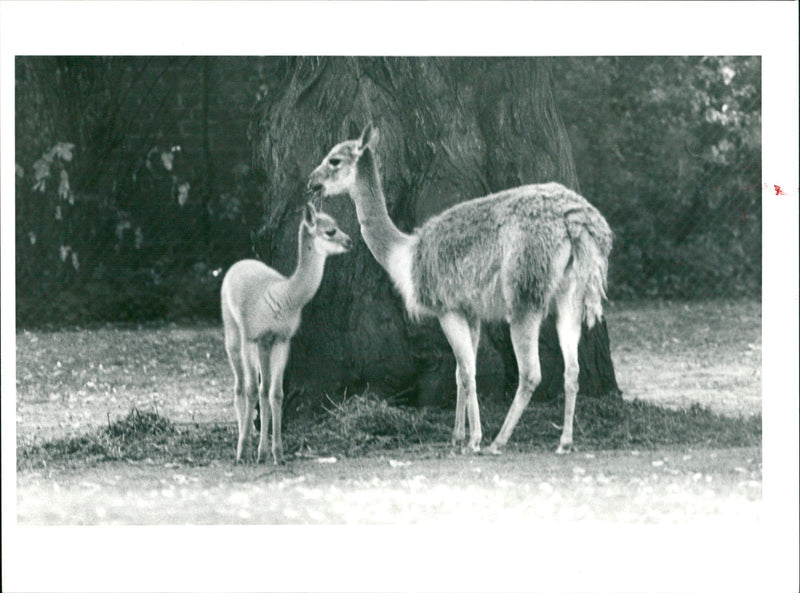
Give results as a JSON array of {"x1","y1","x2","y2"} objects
[
  {"x1": 308, "y1": 123, "x2": 613, "y2": 454},
  {"x1": 221, "y1": 203, "x2": 352, "y2": 463}
]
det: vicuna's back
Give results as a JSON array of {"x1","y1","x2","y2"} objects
[{"x1": 413, "y1": 182, "x2": 612, "y2": 320}]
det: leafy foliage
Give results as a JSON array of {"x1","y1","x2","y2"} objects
[
  {"x1": 552, "y1": 56, "x2": 761, "y2": 298},
  {"x1": 15, "y1": 57, "x2": 262, "y2": 328}
]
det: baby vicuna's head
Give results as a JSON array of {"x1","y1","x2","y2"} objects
[{"x1": 299, "y1": 202, "x2": 352, "y2": 256}]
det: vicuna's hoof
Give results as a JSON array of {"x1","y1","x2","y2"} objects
[
  {"x1": 482, "y1": 444, "x2": 503, "y2": 456},
  {"x1": 555, "y1": 443, "x2": 574, "y2": 455}
]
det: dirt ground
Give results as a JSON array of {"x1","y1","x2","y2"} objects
[
  {"x1": 17, "y1": 446, "x2": 761, "y2": 525},
  {"x1": 605, "y1": 300, "x2": 762, "y2": 416}
]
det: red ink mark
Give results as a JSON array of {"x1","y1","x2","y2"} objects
[
  {"x1": 743, "y1": 209, "x2": 747, "y2": 222},
  {"x1": 774, "y1": 185, "x2": 786, "y2": 195}
]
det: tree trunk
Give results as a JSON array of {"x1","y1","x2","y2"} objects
[{"x1": 249, "y1": 56, "x2": 620, "y2": 408}]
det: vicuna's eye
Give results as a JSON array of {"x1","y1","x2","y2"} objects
[
  {"x1": 328, "y1": 158, "x2": 341, "y2": 167},
  {"x1": 324, "y1": 229, "x2": 336, "y2": 237}
]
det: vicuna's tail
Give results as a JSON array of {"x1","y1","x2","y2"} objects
[{"x1": 565, "y1": 208, "x2": 613, "y2": 329}]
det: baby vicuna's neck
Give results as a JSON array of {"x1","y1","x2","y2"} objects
[{"x1": 287, "y1": 225, "x2": 326, "y2": 306}]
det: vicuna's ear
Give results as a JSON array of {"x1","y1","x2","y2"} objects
[
  {"x1": 303, "y1": 202, "x2": 317, "y2": 226},
  {"x1": 358, "y1": 122, "x2": 380, "y2": 152}
]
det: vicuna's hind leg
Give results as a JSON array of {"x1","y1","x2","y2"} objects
[
  {"x1": 440, "y1": 313, "x2": 482, "y2": 452},
  {"x1": 235, "y1": 341, "x2": 259, "y2": 462},
  {"x1": 554, "y1": 288, "x2": 583, "y2": 454},
  {"x1": 485, "y1": 311, "x2": 543, "y2": 455}
]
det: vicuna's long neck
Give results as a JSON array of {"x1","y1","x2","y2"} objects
[
  {"x1": 286, "y1": 225, "x2": 326, "y2": 307},
  {"x1": 353, "y1": 148, "x2": 412, "y2": 271}
]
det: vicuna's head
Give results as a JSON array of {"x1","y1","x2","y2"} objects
[
  {"x1": 300, "y1": 202, "x2": 352, "y2": 256},
  {"x1": 307, "y1": 123, "x2": 380, "y2": 201}
]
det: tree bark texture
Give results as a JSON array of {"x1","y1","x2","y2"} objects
[{"x1": 249, "y1": 57, "x2": 620, "y2": 407}]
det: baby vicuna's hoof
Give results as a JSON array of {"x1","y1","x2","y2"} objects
[
  {"x1": 555, "y1": 442, "x2": 575, "y2": 455},
  {"x1": 462, "y1": 441, "x2": 481, "y2": 455}
]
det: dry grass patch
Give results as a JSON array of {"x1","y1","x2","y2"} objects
[{"x1": 17, "y1": 392, "x2": 760, "y2": 471}]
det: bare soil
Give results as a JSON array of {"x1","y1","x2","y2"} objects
[{"x1": 605, "y1": 299, "x2": 761, "y2": 416}]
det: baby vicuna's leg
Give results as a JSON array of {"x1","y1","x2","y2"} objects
[
  {"x1": 256, "y1": 344, "x2": 272, "y2": 463},
  {"x1": 235, "y1": 341, "x2": 259, "y2": 462},
  {"x1": 266, "y1": 340, "x2": 290, "y2": 465}
]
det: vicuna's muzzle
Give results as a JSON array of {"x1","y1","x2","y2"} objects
[{"x1": 307, "y1": 168, "x2": 324, "y2": 195}]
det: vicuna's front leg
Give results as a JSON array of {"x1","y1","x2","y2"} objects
[
  {"x1": 266, "y1": 340, "x2": 290, "y2": 465},
  {"x1": 439, "y1": 312, "x2": 482, "y2": 452}
]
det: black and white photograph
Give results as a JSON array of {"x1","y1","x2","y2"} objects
[{"x1": 2, "y1": 2, "x2": 798, "y2": 592}]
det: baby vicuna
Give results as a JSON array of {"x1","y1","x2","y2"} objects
[
  {"x1": 221, "y1": 203, "x2": 352, "y2": 463},
  {"x1": 308, "y1": 123, "x2": 613, "y2": 455}
]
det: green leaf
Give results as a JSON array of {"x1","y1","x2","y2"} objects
[{"x1": 53, "y1": 142, "x2": 76, "y2": 162}]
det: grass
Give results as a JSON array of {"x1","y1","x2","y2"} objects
[{"x1": 17, "y1": 392, "x2": 761, "y2": 471}]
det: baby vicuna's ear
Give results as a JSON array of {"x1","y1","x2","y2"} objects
[
  {"x1": 303, "y1": 202, "x2": 317, "y2": 227},
  {"x1": 358, "y1": 122, "x2": 380, "y2": 153}
]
